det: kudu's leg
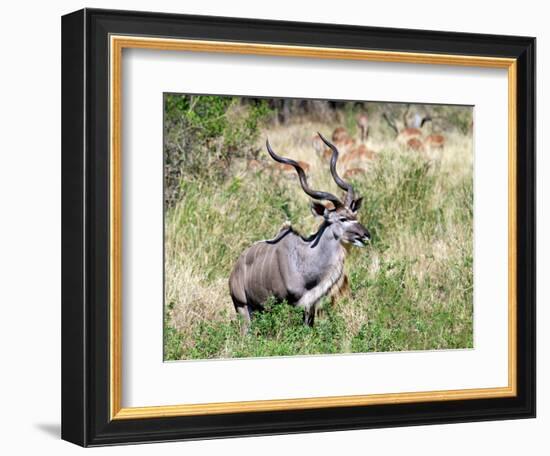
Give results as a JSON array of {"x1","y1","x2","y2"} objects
[
  {"x1": 233, "y1": 298, "x2": 252, "y2": 335},
  {"x1": 235, "y1": 306, "x2": 251, "y2": 334},
  {"x1": 304, "y1": 306, "x2": 315, "y2": 327}
]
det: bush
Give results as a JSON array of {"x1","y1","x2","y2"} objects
[
  {"x1": 178, "y1": 298, "x2": 348, "y2": 360},
  {"x1": 164, "y1": 94, "x2": 272, "y2": 206}
]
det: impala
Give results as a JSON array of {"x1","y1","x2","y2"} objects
[
  {"x1": 383, "y1": 112, "x2": 421, "y2": 144},
  {"x1": 229, "y1": 133, "x2": 370, "y2": 329},
  {"x1": 383, "y1": 109, "x2": 432, "y2": 146},
  {"x1": 271, "y1": 159, "x2": 311, "y2": 176},
  {"x1": 406, "y1": 137, "x2": 425, "y2": 152},
  {"x1": 425, "y1": 134, "x2": 445, "y2": 150},
  {"x1": 246, "y1": 158, "x2": 265, "y2": 173},
  {"x1": 343, "y1": 167, "x2": 367, "y2": 179},
  {"x1": 312, "y1": 133, "x2": 332, "y2": 161},
  {"x1": 341, "y1": 144, "x2": 377, "y2": 167},
  {"x1": 331, "y1": 126, "x2": 349, "y2": 143},
  {"x1": 356, "y1": 113, "x2": 369, "y2": 142}
]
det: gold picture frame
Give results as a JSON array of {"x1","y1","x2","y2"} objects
[{"x1": 110, "y1": 36, "x2": 517, "y2": 420}]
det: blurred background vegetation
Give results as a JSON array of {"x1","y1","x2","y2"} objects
[
  {"x1": 163, "y1": 94, "x2": 473, "y2": 360},
  {"x1": 164, "y1": 95, "x2": 272, "y2": 205}
]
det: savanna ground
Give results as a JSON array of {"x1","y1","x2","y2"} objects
[{"x1": 163, "y1": 95, "x2": 473, "y2": 360}]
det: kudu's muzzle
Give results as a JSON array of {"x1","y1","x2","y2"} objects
[{"x1": 351, "y1": 223, "x2": 371, "y2": 247}]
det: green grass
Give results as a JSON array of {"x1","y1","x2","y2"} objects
[
  {"x1": 167, "y1": 297, "x2": 350, "y2": 359},
  {"x1": 164, "y1": 129, "x2": 473, "y2": 360}
]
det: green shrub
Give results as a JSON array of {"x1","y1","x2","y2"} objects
[
  {"x1": 164, "y1": 321, "x2": 185, "y2": 360},
  {"x1": 164, "y1": 94, "x2": 272, "y2": 206}
]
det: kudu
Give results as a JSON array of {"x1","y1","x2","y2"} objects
[{"x1": 229, "y1": 134, "x2": 371, "y2": 329}]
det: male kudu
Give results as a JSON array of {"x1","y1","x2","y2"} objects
[{"x1": 229, "y1": 134, "x2": 370, "y2": 329}]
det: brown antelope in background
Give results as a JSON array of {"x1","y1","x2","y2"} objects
[
  {"x1": 356, "y1": 113, "x2": 369, "y2": 143},
  {"x1": 425, "y1": 134, "x2": 445, "y2": 150},
  {"x1": 383, "y1": 112, "x2": 421, "y2": 144},
  {"x1": 383, "y1": 109, "x2": 432, "y2": 146},
  {"x1": 332, "y1": 128, "x2": 356, "y2": 156},
  {"x1": 340, "y1": 144, "x2": 377, "y2": 168},
  {"x1": 246, "y1": 159, "x2": 265, "y2": 173},
  {"x1": 247, "y1": 156, "x2": 309, "y2": 177},
  {"x1": 316, "y1": 128, "x2": 357, "y2": 162},
  {"x1": 229, "y1": 133, "x2": 370, "y2": 329},
  {"x1": 312, "y1": 134, "x2": 325, "y2": 155},
  {"x1": 332, "y1": 126, "x2": 349, "y2": 143},
  {"x1": 271, "y1": 160, "x2": 311, "y2": 177},
  {"x1": 312, "y1": 133, "x2": 333, "y2": 161},
  {"x1": 343, "y1": 167, "x2": 367, "y2": 179},
  {"x1": 406, "y1": 137, "x2": 425, "y2": 153},
  {"x1": 397, "y1": 128, "x2": 422, "y2": 144}
]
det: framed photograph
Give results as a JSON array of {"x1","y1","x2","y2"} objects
[{"x1": 61, "y1": 8, "x2": 535, "y2": 447}]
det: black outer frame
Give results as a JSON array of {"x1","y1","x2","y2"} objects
[{"x1": 61, "y1": 8, "x2": 536, "y2": 447}]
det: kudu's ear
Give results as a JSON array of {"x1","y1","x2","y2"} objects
[
  {"x1": 311, "y1": 201, "x2": 328, "y2": 218},
  {"x1": 350, "y1": 197, "x2": 363, "y2": 213}
]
